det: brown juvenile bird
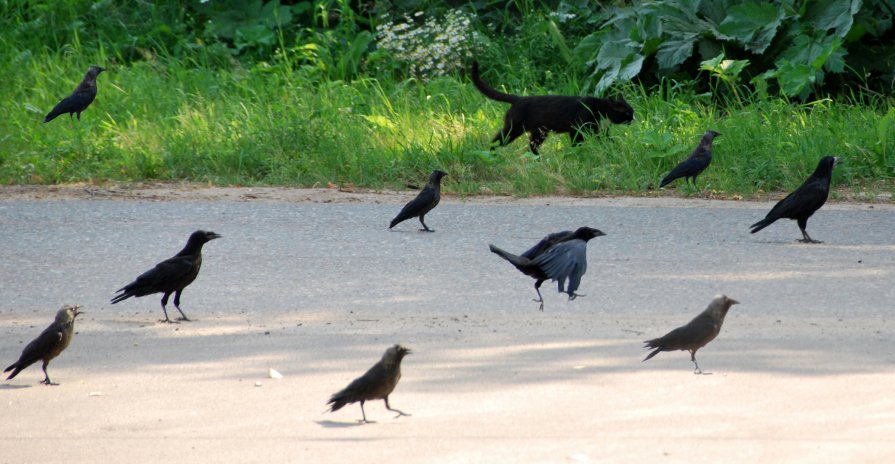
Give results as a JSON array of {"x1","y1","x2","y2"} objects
[
  {"x1": 44, "y1": 65, "x2": 106, "y2": 123},
  {"x1": 4, "y1": 305, "x2": 82, "y2": 385},
  {"x1": 327, "y1": 344, "x2": 412, "y2": 423},
  {"x1": 111, "y1": 230, "x2": 221, "y2": 323},
  {"x1": 642, "y1": 295, "x2": 739, "y2": 374},
  {"x1": 389, "y1": 170, "x2": 447, "y2": 232}
]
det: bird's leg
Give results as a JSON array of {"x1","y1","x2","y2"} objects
[
  {"x1": 798, "y1": 228, "x2": 822, "y2": 244},
  {"x1": 533, "y1": 280, "x2": 545, "y2": 311},
  {"x1": 357, "y1": 400, "x2": 374, "y2": 424},
  {"x1": 691, "y1": 351, "x2": 703, "y2": 375},
  {"x1": 173, "y1": 291, "x2": 192, "y2": 322},
  {"x1": 384, "y1": 397, "x2": 411, "y2": 418},
  {"x1": 39, "y1": 362, "x2": 58, "y2": 386},
  {"x1": 418, "y1": 215, "x2": 434, "y2": 232},
  {"x1": 159, "y1": 294, "x2": 176, "y2": 323}
]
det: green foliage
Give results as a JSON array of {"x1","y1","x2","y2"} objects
[{"x1": 574, "y1": 0, "x2": 893, "y2": 99}]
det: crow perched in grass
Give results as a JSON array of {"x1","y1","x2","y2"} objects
[
  {"x1": 490, "y1": 226, "x2": 605, "y2": 311},
  {"x1": 389, "y1": 170, "x2": 447, "y2": 232},
  {"x1": 327, "y1": 345, "x2": 412, "y2": 423},
  {"x1": 4, "y1": 305, "x2": 82, "y2": 385},
  {"x1": 750, "y1": 156, "x2": 840, "y2": 243},
  {"x1": 44, "y1": 65, "x2": 105, "y2": 123},
  {"x1": 643, "y1": 295, "x2": 739, "y2": 374},
  {"x1": 660, "y1": 130, "x2": 721, "y2": 188},
  {"x1": 111, "y1": 230, "x2": 221, "y2": 323}
]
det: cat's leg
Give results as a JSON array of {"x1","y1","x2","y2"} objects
[
  {"x1": 491, "y1": 118, "x2": 525, "y2": 149},
  {"x1": 528, "y1": 128, "x2": 548, "y2": 155}
]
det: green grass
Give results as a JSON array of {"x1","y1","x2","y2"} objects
[{"x1": 2, "y1": 51, "x2": 894, "y2": 198}]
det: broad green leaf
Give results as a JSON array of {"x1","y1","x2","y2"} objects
[
  {"x1": 618, "y1": 54, "x2": 645, "y2": 81},
  {"x1": 774, "y1": 61, "x2": 816, "y2": 96},
  {"x1": 718, "y1": 1, "x2": 786, "y2": 53},
  {"x1": 805, "y1": 0, "x2": 861, "y2": 36},
  {"x1": 656, "y1": 34, "x2": 697, "y2": 69}
]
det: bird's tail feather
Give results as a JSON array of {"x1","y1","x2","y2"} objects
[
  {"x1": 642, "y1": 347, "x2": 662, "y2": 362},
  {"x1": 489, "y1": 244, "x2": 527, "y2": 267},
  {"x1": 4, "y1": 364, "x2": 22, "y2": 380},
  {"x1": 659, "y1": 174, "x2": 675, "y2": 188},
  {"x1": 327, "y1": 396, "x2": 348, "y2": 412},
  {"x1": 110, "y1": 292, "x2": 132, "y2": 304},
  {"x1": 749, "y1": 217, "x2": 774, "y2": 234}
]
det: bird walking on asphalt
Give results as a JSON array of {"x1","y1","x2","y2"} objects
[
  {"x1": 4, "y1": 305, "x2": 82, "y2": 385},
  {"x1": 490, "y1": 227, "x2": 605, "y2": 311},
  {"x1": 44, "y1": 65, "x2": 105, "y2": 123},
  {"x1": 642, "y1": 295, "x2": 739, "y2": 374},
  {"x1": 389, "y1": 170, "x2": 447, "y2": 232},
  {"x1": 327, "y1": 344, "x2": 412, "y2": 423},
  {"x1": 750, "y1": 156, "x2": 840, "y2": 243},
  {"x1": 111, "y1": 230, "x2": 221, "y2": 323},
  {"x1": 659, "y1": 130, "x2": 721, "y2": 188}
]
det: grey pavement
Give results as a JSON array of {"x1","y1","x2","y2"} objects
[{"x1": 0, "y1": 197, "x2": 893, "y2": 375}]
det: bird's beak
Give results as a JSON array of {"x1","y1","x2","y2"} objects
[
  {"x1": 404, "y1": 349, "x2": 413, "y2": 355},
  {"x1": 74, "y1": 306, "x2": 84, "y2": 317},
  {"x1": 833, "y1": 157, "x2": 841, "y2": 167},
  {"x1": 728, "y1": 298, "x2": 739, "y2": 305},
  {"x1": 209, "y1": 232, "x2": 222, "y2": 240}
]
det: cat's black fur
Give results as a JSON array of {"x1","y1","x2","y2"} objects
[{"x1": 471, "y1": 61, "x2": 635, "y2": 155}]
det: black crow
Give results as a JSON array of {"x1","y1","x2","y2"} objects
[
  {"x1": 44, "y1": 65, "x2": 105, "y2": 123},
  {"x1": 660, "y1": 130, "x2": 721, "y2": 188},
  {"x1": 111, "y1": 230, "x2": 221, "y2": 323},
  {"x1": 750, "y1": 156, "x2": 840, "y2": 243},
  {"x1": 389, "y1": 170, "x2": 447, "y2": 232},
  {"x1": 490, "y1": 227, "x2": 605, "y2": 311}
]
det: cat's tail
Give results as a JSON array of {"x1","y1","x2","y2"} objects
[{"x1": 471, "y1": 61, "x2": 519, "y2": 104}]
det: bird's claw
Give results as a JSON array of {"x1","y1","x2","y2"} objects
[
  {"x1": 357, "y1": 419, "x2": 376, "y2": 424},
  {"x1": 159, "y1": 318, "x2": 179, "y2": 324},
  {"x1": 568, "y1": 293, "x2": 585, "y2": 301},
  {"x1": 40, "y1": 380, "x2": 59, "y2": 386},
  {"x1": 797, "y1": 239, "x2": 823, "y2": 244},
  {"x1": 393, "y1": 412, "x2": 411, "y2": 419},
  {"x1": 176, "y1": 317, "x2": 192, "y2": 322},
  {"x1": 418, "y1": 228, "x2": 435, "y2": 233}
]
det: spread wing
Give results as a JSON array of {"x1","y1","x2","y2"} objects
[
  {"x1": 532, "y1": 240, "x2": 588, "y2": 293},
  {"x1": 521, "y1": 230, "x2": 574, "y2": 259}
]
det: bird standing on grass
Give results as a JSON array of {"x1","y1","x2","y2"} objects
[
  {"x1": 490, "y1": 227, "x2": 605, "y2": 311},
  {"x1": 750, "y1": 156, "x2": 840, "y2": 243},
  {"x1": 327, "y1": 345, "x2": 412, "y2": 423},
  {"x1": 389, "y1": 170, "x2": 447, "y2": 232},
  {"x1": 659, "y1": 130, "x2": 721, "y2": 189},
  {"x1": 44, "y1": 65, "x2": 105, "y2": 123},
  {"x1": 4, "y1": 305, "x2": 82, "y2": 385},
  {"x1": 642, "y1": 295, "x2": 739, "y2": 374},
  {"x1": 111, "y1": 230, "x2": 221, "y2": 323}
]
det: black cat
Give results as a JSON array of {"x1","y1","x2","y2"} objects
[{"x1": 471, "y1": 61, "x2": 634, "y2": 155}]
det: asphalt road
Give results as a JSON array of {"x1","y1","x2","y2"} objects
[
  {"x1": 1, "y1": 194, "x2": 894, "y2": 463},
  {"x1": 1, "y1": 196, "x2": 893, "y2": 323}
]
